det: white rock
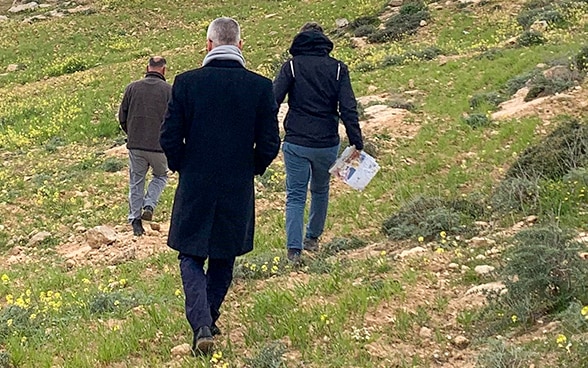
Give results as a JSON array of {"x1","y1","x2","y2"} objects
[
  {"x1": 530, "y1": 20, "x2": 548, "y2": 33},
  {"x1": 453, "y1": 335, "x2": 470, "y2": 349},
  {"x1": 461, "y1": 265, "x2": 470, "y2": 271},
  {"x1": 397, "y1": 246, "x2": 426, "y2": 259},
  {"x1": 448, "y1": 263, "x2": 459, "y2": 269},
  {"x1": 8, "y1": 2, "x2": 39, "y2": 13},
  {"x1": 475, "y1": 254, "x2": 486, "y2": 260},
  {"x1": 420, "y1": 20, "x2": 427, "y2": 27},
  {"x1": 474, "y1": 265, "x2": 495, "y2": 275},
  {"x1": 469, "y1": 237, "x2": 496, "y2": 247},
  {"x1": 419, "y1": 326, "x2": 433, "y2": 339},
  {"x1": 6, "y1": 64, "x2": 19, "y2": 72},
  {"x1": 171, "y1": 343, "x2": 192, "y2": 357},
  {"x1": 350, "y1": 37, "x2": 367, "y2": 49},
  {"x1": 465, "y1": 281, "x2": 506, "y2": 295},
  {"x1": 29, "y1": 231, "x2": 52, "y2": 246},
  {"x1": 0, "y1": 15, "x2": 8, "y2": 21},
  {"x1": 86, "y1": 225, "x2": 117, "y2": 249},
  {"x1": 335, "y1": 18, "x2": 349, "y2": 28}
]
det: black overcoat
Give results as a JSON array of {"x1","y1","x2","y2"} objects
[{"x1": 160, "y1": 60, "x2": 280, "y2": 259}]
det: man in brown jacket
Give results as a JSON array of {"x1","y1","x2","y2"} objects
[{"x1": 119, "y1": 56, "x2": 172, "y2": 236}]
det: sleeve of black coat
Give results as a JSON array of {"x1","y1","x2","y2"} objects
[
  {"x1": 254, "y1": 81, "x2": 281, "y2": 176},
  {"x1": 338, "y1": 63, "x2": 364, "y2": 150},
  {"x1": 273, "y1": 60, "x2": 293, "y2": 105},
  {"x1": 160, "y1": 76, "x2": 186, "y2": 173}
]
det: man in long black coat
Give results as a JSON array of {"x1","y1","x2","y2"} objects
[{"x1": 160, "y1": 17, "x2": 280, "y2": 355}]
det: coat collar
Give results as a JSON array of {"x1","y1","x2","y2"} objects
[
  {"x1": 202, "y1": 59, "x2": 245, "y2": 69},
  {"x1": 145, "y1": 71, "x2": 166, "y2": 81}
]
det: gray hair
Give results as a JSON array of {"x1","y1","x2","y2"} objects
[{"x1": 207, "y1": 17, "x2": 241, "y2": 46}]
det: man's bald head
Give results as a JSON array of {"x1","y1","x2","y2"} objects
[{"x1": 147, "y1": 56, "x2": 166, "y2": 75}]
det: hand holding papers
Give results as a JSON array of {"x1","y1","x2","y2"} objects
[{"x1": 329, "y1": 146, "x2": 380, "y2": 191}]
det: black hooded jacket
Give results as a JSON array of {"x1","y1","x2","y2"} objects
[{"x1": 273, "y1": 31, "x2": 363, "y2": 150}]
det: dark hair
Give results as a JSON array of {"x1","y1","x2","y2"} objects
[
  {"x1": 300, "y1": 22, "x2": 323, "y2": 33},
  {"x1": 148, "y1": 56, "x2": 166, "y2": 68}
]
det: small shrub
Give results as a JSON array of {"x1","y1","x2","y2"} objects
[
  {"x1": 101, "y1": 157, "x2": 126, "y2": 172},
  {"x1": 381, "y1": 54, "x2": 406, "y2": 67},
  {"x1": 387, "y1": 99, "x2": 415, "y2": 111},
  {"x1": 495, "y1": 225, "x2": 588, "y2": 324},
  {"x1": 0, "y1": 351, "x2": 12, "y2": 368},
  {"x1": 244, "y1": 341, "x2": 287, "y2": 368},
  {"x1": 355, "y1": 62, "x2": 377, "y2": 72},
  {"x1": 517, "y1": 7, "x2": 565, "y2": 29},
  {"x1": 462, "y1": 113, "x2": 491, "y2": 129},
  {"x1": 353, "y1": 25, "x2": 377, "y2": 37},
  {"x1": 517, "y1": 30, "x2": 545, "y2": 47},
  {"x1": 349, "y1": 15, "x2": 380, "y2": 29},
  {"x1": 469, "y1": 92, "x2": 506, "y2": 109},
  {"x1": 320, "y1": 237, "x2": 367, "y2": 256},
  {"x1": 574, "y1": 45, "x2": 588, "y2": 72},
  {"x1": 504, "y1": 70, "x2": 538, "y2": 96},
  {"x1": 525, "y1": 70, "x2": 580, "y2": 101},
  {"x1": 491, "y1": 177, "x2": 540, "y2": 213},
  {"x1": 476, "y1": 339, "x2": 536, "y2": 368},
  {"x1": 381, "y1": 196, "x2": 482, "y2": 241},
  {"x1": 475, "y1": 48, "x2": 504, "y2": 60},
  {"x1": 505, "y1": 120, "x2": 588, "y2": 181},
  {"x1": 399, "y1": 1, "x2": 427, "y2": 15},
  {"x1": 369, "y1": 11, "x2": 430, "y2": 43},
  {"x1": 563, "y1": 167, "x2": 588, "y2": 185},
  {"x1": 406, "y1": 46, "x2": 443, "y2": 61}
]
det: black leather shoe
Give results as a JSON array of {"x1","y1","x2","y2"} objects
[
  {"x1": 211, "y1": 323, "x2": 221, "y2": 336},
  {"x1": 141, "y1": 205, "x2": 154, "y2": 221},
  {"x1": 131, "y1": 218, "x2": 145, "y2": 236},
  {"x1": 192, "y1": 326, "x2": 214, "y2": 355}
]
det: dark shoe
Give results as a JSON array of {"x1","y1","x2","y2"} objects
[
  {"x1": 192, "y1": 326, "x2": 214, "y2": 355},
  {"x1": 210, "y1": 323, "x2": 221, "y2": 336},
  {"x1": 303, "y1": 237, "x2": 319, "y2": 252},
  {"x1": 287, "y1": 248, "x2": 302, "y2": 264},
  {"x1": 131, "y1": 218, "x2": 145, "y2": 236},
  {"x1": 141, "y1": 205, "x2": 154, "y2": 221}
]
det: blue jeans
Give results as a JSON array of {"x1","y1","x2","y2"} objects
[{"x1": 282, "y1": 142, "x2": 339, "y2": 250}]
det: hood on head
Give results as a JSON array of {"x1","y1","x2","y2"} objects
[{"x1": 289, "y1": 31, "x2": 334, "y2": 57}]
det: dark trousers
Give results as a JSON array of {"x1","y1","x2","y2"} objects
[{"x1": 179, "y1": 253, "x2": 235, "y2": 333}]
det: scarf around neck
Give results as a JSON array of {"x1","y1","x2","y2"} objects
[{"x1": 202, "y1": 45, "x2": 246, "y2": 67}]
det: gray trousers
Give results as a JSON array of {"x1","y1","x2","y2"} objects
[{"x1": 128, "y1": 149, "x2": 168, "y2": 221}]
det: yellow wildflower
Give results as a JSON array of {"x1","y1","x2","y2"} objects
[
  {"x1": 1, "y1": 274, "x2": 9, "y2": 285},
  {"x1": 511, "y1": 315, "x2": 518, "y2": 323},
  {"x1": 556, "y1": 334, "x2": 567, "y2": 347},
  {"x1": 418, "y1": 236, "x2": 424, "y2": 242},
  {"x1": 440, "y1": 231, "x2": 447, "y2": 238},
  {"x1": 435, "y1": 248, "x2": 445, "y2": 254},
  {"x1": 174, "y1": 289, "x2": 182, "y2": 297},
  {"x1": 581, "y1": 305, "x2": 588, "y2": 317}
]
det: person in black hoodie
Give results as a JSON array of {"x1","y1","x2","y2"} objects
[{"x1": 273, "y1": 22, "x2": 363, "y2": 263}]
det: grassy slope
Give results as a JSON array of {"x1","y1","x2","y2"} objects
[{"x1": 0, "y1": 0, "x2": 588, "y2": 367}]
